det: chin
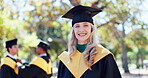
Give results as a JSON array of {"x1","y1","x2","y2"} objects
[{"x1": 78, "y1": 39, "x2": 88, "y2": 42}]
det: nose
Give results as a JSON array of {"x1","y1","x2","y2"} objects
[{"x1": 78, "y1": 26, "x2": 85, "y2": 32}]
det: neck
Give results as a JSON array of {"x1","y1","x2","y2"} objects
[
  {"x1": 38, "y1": 53, "x2": 47, "y2": 57},
  {"x1": 9, "y1": 52, "x2": 15, "y2": 56},
  {"x1": 78, "y1": 39, "x2": 88, "y2": 44},
  {"x1": 78, "y1": 41, "x2": 87, "y2": 44},
  {"x1": 7, "y1": 53, "x2": 16, "y2": 59}
]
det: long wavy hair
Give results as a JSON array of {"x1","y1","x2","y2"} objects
[{"x1": 68, "y1": 24, "x2": 99, "y2": 68}]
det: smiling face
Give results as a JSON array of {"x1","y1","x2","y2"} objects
[{"x1": 73, "y1": 22, "x2": 92, "y2": 44}]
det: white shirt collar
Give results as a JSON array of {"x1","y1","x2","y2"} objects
[
  {"x1": 7, "y1": 53, "x2": 16, "y2": 59},
  {"x1": 39, "y1": 53, "x2": 47, "y2": 57}
]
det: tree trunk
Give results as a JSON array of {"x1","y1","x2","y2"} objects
[
  {"x1": 136, "y1": 52, "x2": 140, "y2": 69},
  {"x1": 121, "y1": 42, "x2": 130, "y2": 73},
  {"x1": 141, "y1": 53, "x2": 144, "y2": 68},
  {"x1": 121, "y1": 25, "x2": 130, "y2": 73}
]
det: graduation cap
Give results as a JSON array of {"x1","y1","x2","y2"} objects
[
  {"x1": 6, "y1": 39, "x2": 17, "y2": 48},
  {"x1": 38, "y1": 41, "x2": 50, "y2": 51},
  {"x1": 62, "y1": 5, "x2": 102, "y2": 26}
]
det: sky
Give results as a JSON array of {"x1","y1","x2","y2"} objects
[
  {"x1": 140, "y1": 0, "x2": 148, "y2": 24},
  {"x1": 2, "y1": 0, "x2": 148, "y2": 33},
  {"x1": 3, "y1": 0, "x2": 148, "y2": 22}
]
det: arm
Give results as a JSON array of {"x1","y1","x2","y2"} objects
[
  {"x1": 57, "y1": 61, "x2": 65, "y2": 78},
  {"x1": 18, "y1": 65, "x2": 42, "y2": 78},
  {"x1": 0, "y1": 65, "x2": 13, "y2": 78},
  {"x1": 57, "y1": 61, "x2": 74, "y2": 78},
  {"x1": 103, "y1": 54, "x2": 122, "y2": 78}
]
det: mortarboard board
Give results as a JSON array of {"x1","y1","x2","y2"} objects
[
  {"x1": 6, "y1": 39, "x2": 17, "y2": 48},
  {"x1": 38, "y1": 41, "x2": 50, "y2": 51},
  {"x1": 62, "y1": 5, "x2": 102, "y2": 26}
]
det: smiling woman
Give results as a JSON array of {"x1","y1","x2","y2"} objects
[
  {"x1": 57, "y1": 5, "x2": 122, "y2": 78},
  {"x1": 73, "y1": 22, "x2": 92, "y2": 44}
]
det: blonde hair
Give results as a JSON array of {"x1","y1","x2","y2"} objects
[{"x1": 68, "y1": 24, "x2": 99, "y2": 68}]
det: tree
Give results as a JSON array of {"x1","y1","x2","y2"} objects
[
  {"x1": 0, "y1": 0, "x2": 147, "y2": 73},
  {"x1": 127, "y1": 29, "x2": 148, "y2": 68}
]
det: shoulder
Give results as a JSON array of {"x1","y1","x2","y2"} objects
[
  {"x1": 1, "y1": 64, "x2": 10, "y2": 68},
  {"x1": 92, "y1": 44, "x2": 114, "y2": 64},
  {"x1": 6, "y1": 56, "x2": 17, "y2": 62},
  {"x1": 2, "y1": 56, "x2": 16, "y2": 63},
  {"x1": 1, "y1": 64, "x2": 13, "y2": 70},
  {"x1": 96, "y1": 44, "x2": 110, "y2": 52},
  {"x1": 58, "y1": 51, "x2": 69, "y2": 60},
  {"x1": 92, "y1": 54, "x2": 115, "y2": 68},
  {"x1": 101, "y1": 54, "x2": 114, "y2": 61},
  {"x1": 20, "y1": 64, "x2": 42, "y2": 71},
  {"x1": 41, "y1": 56, "x2": 49, "y2": 63},
  {"x1": 95, "y1": 44, "x2": 114, "y2": 56}
]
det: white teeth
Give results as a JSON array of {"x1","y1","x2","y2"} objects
[{"x1": 79, "y1": 33, "x2": 86, "y2": 36}]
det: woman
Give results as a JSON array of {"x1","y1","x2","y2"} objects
[{"x1": 57, "y1": 5, "x2": 122, "y2": 78}]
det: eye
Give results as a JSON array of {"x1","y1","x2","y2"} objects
[
  {"x1": 84, "y1": 25, "x2": 88, "y2": 27},
  {"x1": 75, "y1": 25, "x2": 80, "y2": 28},
  {"x1": 14, "y1": 46, "x2": 17, "y2": 48}
]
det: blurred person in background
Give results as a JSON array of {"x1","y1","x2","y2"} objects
[
  {"x1": 0, "y1": 38, "x2": 22, "y2": 78},
  {"x1": 18, "y1": 41, "x2": 52, "y2": 78}
]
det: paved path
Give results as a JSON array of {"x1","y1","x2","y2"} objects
[
  {"x1": 122, "y1": 73, "x2": 148, "y2": 78},
  {"x1": 51, "y1": 68, "x2": 148, "y2": 78},
  {"x1": 51, "y1": 74, "x2": 148, "y2": 78}
]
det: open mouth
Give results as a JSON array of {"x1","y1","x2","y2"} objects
[{"x1": 78, "y1": 33, "x2": 87, "y2": 37}]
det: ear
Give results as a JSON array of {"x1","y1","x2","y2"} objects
[
  {"x1": 38, "y1": 47, "x2": 41, "y2": 51},
  {"x1": 8, "y1": 47, "x2": 13, "y2": 53},
  {"x1": 38, "y1": 47, "x2": 44, "y2": 52},
  {"x1": 8, "y1": 47, "x2": 11, "y2": 51},
  {"x1": 91, "y1": 24, "x2": 93, "y2": 32}
]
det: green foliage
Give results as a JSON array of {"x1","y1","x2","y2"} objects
[
  {"x1": 0, "y1": 12, "x2": 39, "y2": 61},
  {"x1": 0, "y1": 12, "x2": 24, "y2": 56},
  {"x1": 0, "y1": 0, "x2": 147, "y2": 71},
  {"x1": 126, "y1": 29, "x2": 148, "y2": 64}
]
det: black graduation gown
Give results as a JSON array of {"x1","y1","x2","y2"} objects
[
  {"x1": 0, "y1": 56, "x2": 18, "y2": 78},
  {"x1": 18, "y1": 56, "x2": 52, "y2": 78},
  {"x1": 58, "y1": 54, "x2": 122, "y2": 78}
]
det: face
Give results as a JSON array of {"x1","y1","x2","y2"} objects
[
  {"x1": 36, "y1": 47, "x2": 43, "y2": 55},
  {"x1": 73, "y1": 22, "x2": 92, "y2": 44},
  {"x1": 9, "y1": 45, "x2": 18, "y2": 56}
]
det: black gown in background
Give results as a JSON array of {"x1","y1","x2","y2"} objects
[
  {"x1": 18, "y1": 56, "x2": 52, "y2": 78},
  {"x1": 0, "y1": 56, "x2": 18, "y2": 78},
  {"x1": 58, "y1": 54, "x2": 122, "y2": 78}
]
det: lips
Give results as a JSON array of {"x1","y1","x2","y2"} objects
[{"x1": 78, "y1": 33, "x2": 87, "y2": 37}]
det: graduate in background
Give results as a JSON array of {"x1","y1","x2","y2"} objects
[
  {"x1": 0, "y1": 39, "x2": 22, "y2": 78},
  {"x1": 58, "y1": 5, "x2": 122, "y2": 78},
  {"x1": 18, "y1": 41, "x2": 52, "y2": 78}
]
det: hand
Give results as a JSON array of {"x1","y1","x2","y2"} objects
[{"x1": 16, "y1": 59, "x2": 22, "y2": 64}]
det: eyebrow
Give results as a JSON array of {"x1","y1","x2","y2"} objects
[
  {"x1": 83, "y1": 22, "x2": 90, "y2": 25},
  {"x1": 75, "y1": 24, "x2": 79, "y2": 25}
]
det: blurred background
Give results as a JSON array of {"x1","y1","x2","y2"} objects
[{"x1": 0, "y1": 0, "x2": 148, "y2": 78}]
